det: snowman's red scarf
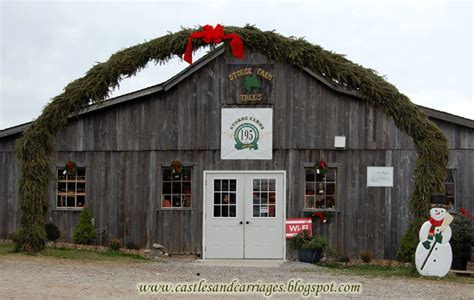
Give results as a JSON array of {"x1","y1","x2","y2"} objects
[{"x1": 427, "y1": 217, "x2": 444, "y2": 240}]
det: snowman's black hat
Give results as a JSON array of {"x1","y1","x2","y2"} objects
[{"x1": 430, "y1": 193, "x2": 449, "y2": 208}]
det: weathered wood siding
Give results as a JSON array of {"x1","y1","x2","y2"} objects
[
  {"x1": 1, "y1": 52, "x2": 473, "y2": 259},
  {"x1": 0, "y1": 148, "x2": 20, "y2": 239}
]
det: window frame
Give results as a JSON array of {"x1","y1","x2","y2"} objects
[
  {"x1": 158, "y1": 162, "x2": 196, "y2": 210},
  {"x1": 301, "y1": 162, "x2": 340, "y2": 212},
  {"x1": 251, "y1": 178, "x2": 277, "y2": 219},
  {"x1": 54, "y1": 162, "x2": 88, "y2": 211},
  {"x1": 212, "y1": 178, "x2": 238, "y2": 218},
  {"x1": 444, "y1": 167, "x2": 456, "y2": 212}
]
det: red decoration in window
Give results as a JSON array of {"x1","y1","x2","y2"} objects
[
  {"x1": 183, "y1": 24, "x2": 244, "y2": 64},
  {"x1": 163, "y1": 198, "x2": 172, "y2": 208}
]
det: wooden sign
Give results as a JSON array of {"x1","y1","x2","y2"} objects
[
  {"x1": 367, "y1": 166, "x2": 393, "y2": 187},
  {"x1": 227, "y1": 64, "x2": 273, "y2": 104}
]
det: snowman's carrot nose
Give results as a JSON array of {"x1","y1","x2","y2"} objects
[{"x1": 436, "y1": 211, "x2": 441, "y2": 215}]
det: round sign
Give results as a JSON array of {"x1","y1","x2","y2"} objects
[{"x1": 234, "y1": 123, "x2": 259, "y2": 150}]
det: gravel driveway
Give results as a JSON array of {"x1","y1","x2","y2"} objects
[{"x1": 0, "y1": 255, "x2": 472, "y2": 299}]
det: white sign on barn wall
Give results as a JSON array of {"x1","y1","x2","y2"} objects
[
  {"x1": 221, "y1": 108, "x2": 273, "y2": 160},
  {"x1": 367, "y1": 166, "x2": 394, "y2": 187}
]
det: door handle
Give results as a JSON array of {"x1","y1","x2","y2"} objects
[{"x1": 246, "y1": 221, "x2": 250, "y2": 224}]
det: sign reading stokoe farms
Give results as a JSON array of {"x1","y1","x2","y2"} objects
[
  {"x1": 227, "y1": 64, "x2": 273, "y2": 104},
  {"x1": 221, "y1": 108, "x2": 273, "y2": 160}
]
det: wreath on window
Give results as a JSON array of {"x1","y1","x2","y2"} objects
[
  {"x1": 314, "y1": 211, "x2": 326, "y2": 224},
  {"x1": 303, "y1": 210, "x2": 332, "y2": 224},
  {"x1": 63, "y1": 160, "x2": 77, "y2": 176},
  {"x1": 314, "y1": 159, "x2": 328, "y2": 175},
  {"x1": 170, "y1": 160, "x2": 183, "y2": 175},
  {"x1": 313, "y1": 211, "x2": 332, "y2": 224}
]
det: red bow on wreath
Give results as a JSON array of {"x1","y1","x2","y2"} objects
[
  {"x1": 170, "y1": 160, "x2": 182, "y2": 174},
  {"x1": 314, "y1": 211, "x2": 326, "y2": 224},
  {"x1": 64, "y1": 160, "x2": 77, "y2": 175},
  {"x1": 315, "y1": 159, "x2": 328, "y2": 175},
  {"x1": 319, "y1": 160, "x2": 327, "y2": 169},
  {"x1": 184, "y1": 24, "x2": 244, "y2": 64}
]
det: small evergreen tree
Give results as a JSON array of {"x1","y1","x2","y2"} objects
[
  {"x1": 450, "y1": 214, "x2": 474, "y2": 260},
  {"x1": 72, "y1": 207, "x2": 96, "y2": 245},
  {"x1": 397, "y1": 218, "x2": 424, "y2": 263}
]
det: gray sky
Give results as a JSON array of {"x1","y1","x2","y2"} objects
[{"x1": 0, "y1": 0, "x2": 472, "y2": 130}]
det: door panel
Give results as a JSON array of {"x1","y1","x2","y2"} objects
[
  {"x1": 205, "y1": 175, "x2": 244, "y2": 258},
  {"x1": 244, "y1": 175, "x2": 284, "y2": 259}
]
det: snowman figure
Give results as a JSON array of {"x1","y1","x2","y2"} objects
[{"x1": 415, "y1": 194, "x2": 453, "y2": 277}]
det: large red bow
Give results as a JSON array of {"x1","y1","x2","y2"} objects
[{"x1": 184, "y1": 25, "x2": 244, "y2": 64}]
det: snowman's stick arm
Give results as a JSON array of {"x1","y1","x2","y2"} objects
[
  {"x1": 420, "y1": 213, "x2": 453, "y2": 271},
  {"x1": 420, "y1": 240, "x2": 437, "y2": 271}
]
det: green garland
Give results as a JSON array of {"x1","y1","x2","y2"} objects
[{"x1": 14, "y1": 25, "x2": 448, "y2": 253}]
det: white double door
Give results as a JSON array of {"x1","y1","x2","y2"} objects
[{"x1": 204, "y1": 171, "x2": 285, "y2": 259}]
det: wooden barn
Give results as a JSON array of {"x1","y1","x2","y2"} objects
[{"x1": 1, "y1": 46, "x2": 473, "y2": 259}]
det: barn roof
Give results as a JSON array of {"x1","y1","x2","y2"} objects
[{"x1": 1, "y1": 46, "x2": 473, "y2": 139}]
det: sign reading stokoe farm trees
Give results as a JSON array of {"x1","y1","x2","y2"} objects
[
  {"x1": 221, "y1": 108, "x2": 273, "y2": 160},
  {"x1": 227, "y1": 64, "x2": 273, "y2": 103}
]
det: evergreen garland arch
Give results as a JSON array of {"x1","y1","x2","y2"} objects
[{"x1": 15, "y1": 25, "x2": 448, "y2": 252}]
